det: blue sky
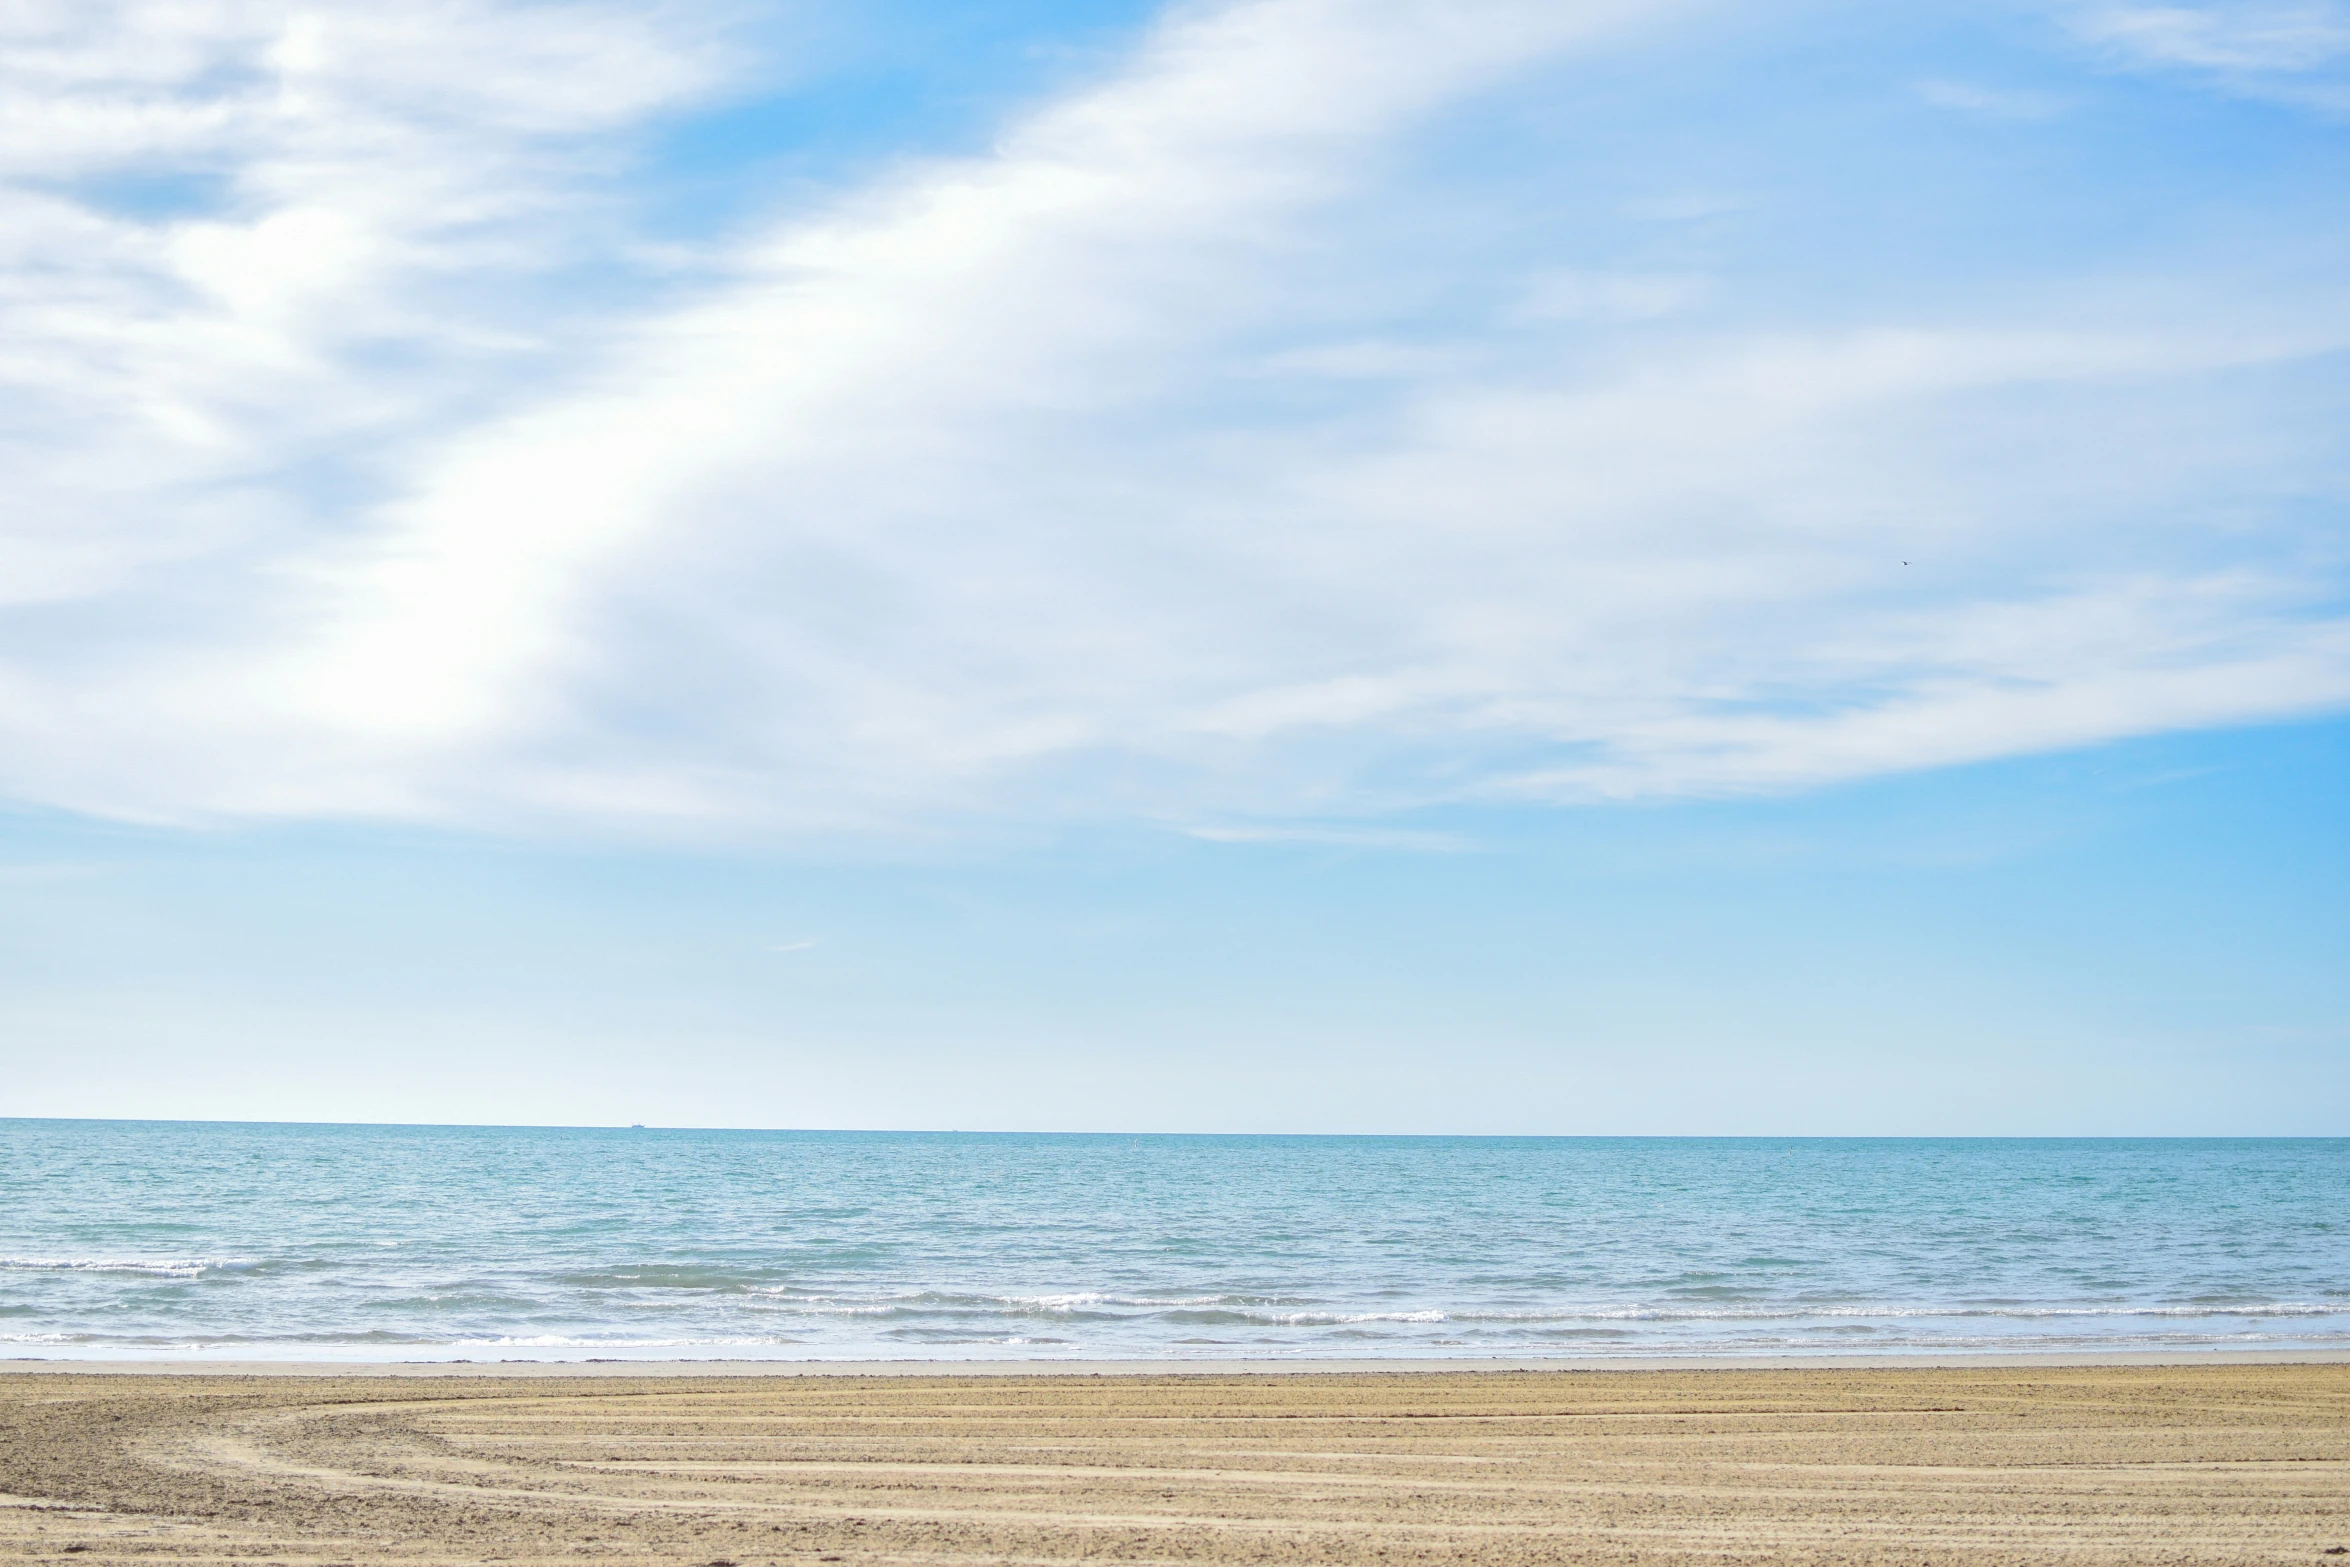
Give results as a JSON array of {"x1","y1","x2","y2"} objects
[{"x1": 1, "y1": 0, "x2": 2345, "y2": 1131}]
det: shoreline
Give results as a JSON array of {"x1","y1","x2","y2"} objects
[{"x1": 11, "y1": 1344, "x2": 2350, "y2": 1375}]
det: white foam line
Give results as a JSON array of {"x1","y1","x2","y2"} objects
[
  {"x1": 0, "y1": 1257, "x2": 247, "y2": 1279},
  {"x1": 9, "y1": 1348, "x2": 2350, "y2": 1377}
]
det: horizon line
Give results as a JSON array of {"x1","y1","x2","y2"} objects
[{"x1": 3, "y1": 1116, "x2": 2341, "y2": 1140}]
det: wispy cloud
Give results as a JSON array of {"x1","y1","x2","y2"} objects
[
  {"x1": 0, "y1": 0, "x2": 2344, "y2": 842},
  {"x1": 1914, "y1": 79, "x2": 2070, "y2": 118},
  {"x1": 1185, "y1": 825, "x2": 1474, "y2": 852},
  {"x1": 2074, "y1": 2, "x2": 2350, "y2": 103},
  {"x1": 0, "y1": 0, "x2": 727, "y2": 597},
  {"x1": 1511, "y1": 269, "x2": 1715, "y2": 323}
]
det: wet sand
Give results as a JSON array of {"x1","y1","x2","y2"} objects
[{"x1": 3, "y1": 1363, "x2": 2345, "y2": 1564}]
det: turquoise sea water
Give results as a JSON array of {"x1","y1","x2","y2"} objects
[{"x1": 4, "y1": 1121, "x2": 2346, "y2": 1361}]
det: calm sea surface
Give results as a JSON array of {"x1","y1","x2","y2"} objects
[{"x1": 4, "y1": 1121, "x2": 2345, "y2": 1361}]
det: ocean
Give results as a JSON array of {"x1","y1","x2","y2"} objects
[{"x1": 4, "y1": 1121, "x2": 2345, "y2": 1361}]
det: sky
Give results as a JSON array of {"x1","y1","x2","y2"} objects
[{"x1": 1, "y1": 0, "x2": 2345, "y2": 1133}]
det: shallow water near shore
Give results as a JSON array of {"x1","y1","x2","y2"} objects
[{"x1": 4, "y1": 1121, "x2": 2346, "y2": 1361}]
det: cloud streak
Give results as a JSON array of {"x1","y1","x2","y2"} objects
[
  {"x1": 2076, "y1": 1, "x2": 2350, "y2": 104},
  {"x1": 1, "y1": 0, "x2": 2346, "y2": 841}
]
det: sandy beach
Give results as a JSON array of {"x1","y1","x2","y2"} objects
[{"x1": 3, "y1": 1362, "x2": 2345, "y2": 1565}]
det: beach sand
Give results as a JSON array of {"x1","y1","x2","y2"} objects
[{"x1": 3, "y1": 1363, "x2": 2345, "y2": 1564}]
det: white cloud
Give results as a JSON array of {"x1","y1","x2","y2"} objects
[
  {"x1": 1186, "y1": 824, "x2": 1473, "y2": 851},
  {"x1": 0, "y1": 0, "x2": 726, "y2": 605},
  {"x1": 0, "y1": 0, "x2": 2345, "y2": 841},
  {"x1": 2075, "y1": 2, "x2": 2350, "y2": 103},
  {"x1": 1913, "y1": 79, "x2": 2070, "y2": 118},
  {"x1": 1511, "y1": 269, "x2": 1713, "y2": 323},
  {"x1": 2078, "y1": 2, "x2": 2349, "y2": 70}
]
